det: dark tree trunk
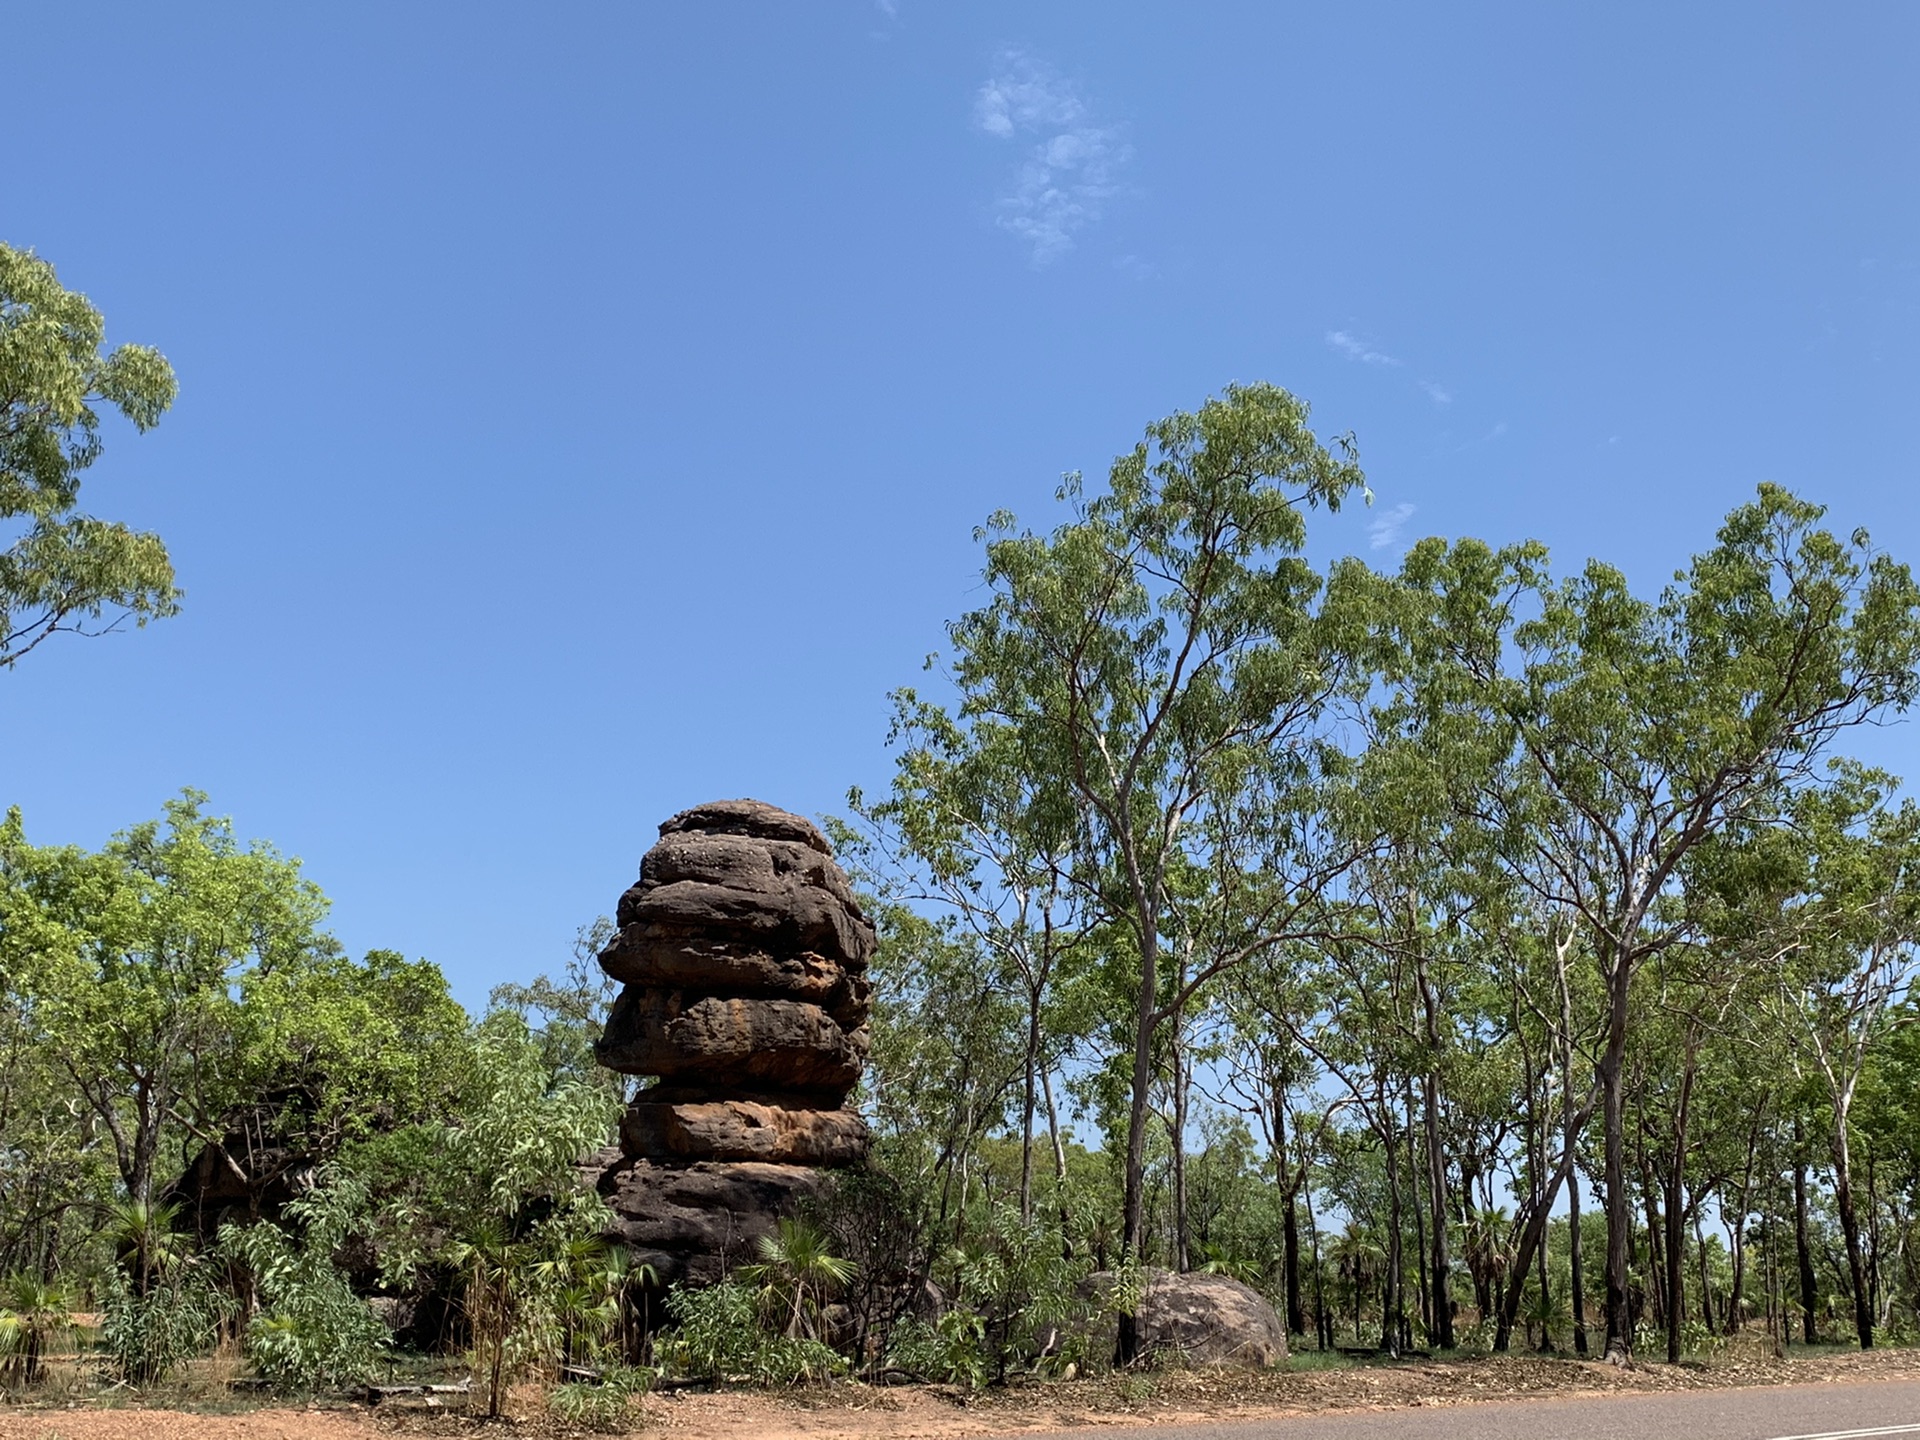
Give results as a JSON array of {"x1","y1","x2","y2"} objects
[
  {"x1": 1555, "y1": 931, "x2": 1587, "y2": 1356},
  {"x1": 1643, "y1": 1152, "x2": 1668, "y2": 1333},
  {"x1": 1116, "y1": 922, "x2": 1157, "y2": 1365},
  {"x1": 1867, "y1": 1148, "x2": 1883, "y2": 1332},
  {"x1": 1497, "y1": 1094, "x2": 1596, "y2": 1348},
  {"x1": 1417, "y1": 957, "x2": 1455, "y2": 1348},
  {"x1": 1381, "y1": 1096, "x2": 1406, "y2": 1356},
  {"x1": 1834, "y1": 1164, "x2": 1874, "y2": 1349},
  {"x1": 1694, "y1": 1206, "x2": 1714, "y2": 1332},
  {"x1": 1599, "y1": 950, "x2": 1634, "y2": 1361},
  {"x1": 1019, "y1": 989, "x2": 1041, "y2": 1225},
  {"x1": 1662, "y1": 1077, "x2": 1693, "y2": 1367},
  {"x1": 1171, "y1": 1017, "x2": 1191, "y2": 1273},
  {"x1": 1407, "y1": 1082, "x2": 1431, "y2": 1341},
  {"x1": 1793, "y1": 1138, "x2": 1818, "y2": 1345},
  {"x1": 1275, "y1": 1093, "x2": 1306, "y2": 1335},
  {"x1": 1570, "y1": 1163, "x2": 1589, "y2": 1356},
  {"x1": 1301, "y1": 1130, "x2": 1331, "y2": 1349}
]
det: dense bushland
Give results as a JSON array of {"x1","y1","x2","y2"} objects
[{"x1": 3, "y1": 384, "x2": 1920, "y2": 1411}]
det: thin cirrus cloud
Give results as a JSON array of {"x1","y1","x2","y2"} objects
[
  {"x1": 1329, "y1": 331, "x2": 1461, "y2": 411},
  {"x1": 1367, "y1": 502, "x2": 1418, "y2": 552},
  {"x1": 974, "y1": 50, "x2": 1131, "y2": 265},
  {"x1": 1325, "y1": 330, "x2": 1402, "y2": 367}
]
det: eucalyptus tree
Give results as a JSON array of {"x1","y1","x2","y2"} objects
[
  {"x1": 1353, "y1": 614, "x2": 1602, "y2": 1354},
  {"x1": 933, "y1": 383, "x2": 1372, "y2": 1360},
  {"x1": 1760, "y1": 770, "x2": 1920, "y2": 1347},
  {"x1": 851, "y1": 699, "x2": 1098, "y2": 1224},
  {"x1": 1633, "y1": 935, "x2": 1770, "y2": 1361},
  {"x1": 855, "y1": 899, "x2": 1026, "y2": 1234},
  {"x1": 1386, "y1": 487, "x2": 1920, "y2": 1359},
  {"x1": 1277, "y1": 931, "x2": 1425, "y2": 1353},
  {"x1": 0, "y1": 244, "x2": 179, "y2": 668},
  {"x1": 1220, "y1": 968, "x2": 1319, "y2": 1335}
]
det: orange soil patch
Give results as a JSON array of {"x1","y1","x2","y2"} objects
[{"x1": 3, "y1": 1345, "x2": 1918, "y2": 1439}]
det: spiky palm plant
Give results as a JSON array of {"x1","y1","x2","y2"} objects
[
  {"x1": 0, "y1": 1275, "x2": 74, "y2": 1385},
  {"x1": 104, "y1": 1199, "x2": 185, "y2": 1295},
  {"x1": 739, "y1": 1218, "x2": 856, "y2": 1341}
]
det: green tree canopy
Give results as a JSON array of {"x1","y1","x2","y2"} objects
[{"x1": 1, "y1": 243, "x2": 179, "y2": 668}]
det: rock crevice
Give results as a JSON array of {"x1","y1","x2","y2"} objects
[{"x1": 593, "y1": 799, "x2": 872, "y2": 1285}]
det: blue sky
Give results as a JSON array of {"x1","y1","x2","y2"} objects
[{"x1": 3, "y1": 3, "x2": 1916, "y2": 1007}]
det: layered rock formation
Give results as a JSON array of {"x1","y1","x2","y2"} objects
[{"x1": 593, "y1": 799, "x2": 873, "y2": 1284}]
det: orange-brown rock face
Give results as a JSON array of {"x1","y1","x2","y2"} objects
[{"x1": 592, "y1": 799, "x2": 872, "y2": 1284}]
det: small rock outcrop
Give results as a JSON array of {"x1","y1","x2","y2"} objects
[
  {"x1": 1079, "y1": 1269, "x2": 1289, "y2": 1368},
  {"x1": 593, "y1": 800, "x2": 873, "y2": 1285}
]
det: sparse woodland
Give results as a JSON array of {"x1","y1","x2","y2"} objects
[{"x1": 4, "y1": 247, "x2": 1920, "y2": 1420}]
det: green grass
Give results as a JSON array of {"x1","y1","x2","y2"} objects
[{"x1": 1284, "y1": 1348, "x2": 1357, "y2": 1372}]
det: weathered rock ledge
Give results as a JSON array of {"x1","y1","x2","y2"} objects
[{"x1": 592, "y1": 799, "x2": 872, "y2": 1285}]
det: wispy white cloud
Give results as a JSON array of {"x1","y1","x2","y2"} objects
[
  {"x1": 1325, "y1": 330, "x2": 1402, "y2": 367},
  {"x1": 1367, "y1": 502, "x2": 1417, "y2": 552},
  {"x1": 1113, "y1": 254, "x2": 1155, "y2": 281},
  {"x1": 1419, "y1": 380, "x2": 1453, "y2": 407},
  {"x1": 974, "y1": 50, "x2": 1130, "y2": 265}
]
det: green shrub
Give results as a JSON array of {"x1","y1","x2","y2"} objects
[
  {"x1": 660, "y1": 1281, "x2": 762, "y2": 1382},
  {"x1": 945, "y1": 1205, "x2": 1091, "y2": 1382},
  {"x1": 885, "y1": 1311, "x2": 988, "y2": 1388},
  {"x1": 97, "y1": 1268, "x2": 223, "y2": 1387},
  {"x1": 217, "y1": 1170, "x2": 388, "y2": 1390},
  {"x1": 547, "y1": 1364, "x2": 654, "y2": 1433},
  {"x1": 659, "y1": 1281, "x2": 846, "y2": 1385},
  {"x1": 754, "y1": 1334, "x2": 845, "y2": 1384}
]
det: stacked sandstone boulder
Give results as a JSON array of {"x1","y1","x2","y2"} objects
[{"x1": 592, "y1": 799, "x2": 873, "y2": 1285}]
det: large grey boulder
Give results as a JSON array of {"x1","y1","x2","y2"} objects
[{"x1": 1080, "y1": 1268, "x2": 1289, "y2": 1368}]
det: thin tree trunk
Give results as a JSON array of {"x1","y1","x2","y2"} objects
[
  {"x1": 1666, "y1": 1044, "x2": 1697, "y2": 1367},
  {"x1": 1497, "y1": 1084, "x2": 1600, "y2": 1346},
  {"x1": 1171, "y1": 1006, "x2": 1191, "y2": 1273},
  {"x1": 1664, "y1": 1162, "x2": 1687, "y2": 1365},
  {"x1": 1302, "y1": 1148, "x2": 1329, "y2": 1349},
  {"x1": 1643, "y1": 1143, "x2": 1668, "y2": 1333},
  {"x1": 1694, "y1": 1205, "x2": 1714, "y2": 1332},
  {"x1": 1726, "y1": 1123, "x2": 1759, "y2": 1336},
  {"x1": 1599, "y1": 946, "x2": 1635, "y2": 1361},
  {"x1": 1042, "y1": 1067, "x2": 1073, "y2": 1255},
  {"x1": 1117, "y1": 915, "x2": 1158, "y2": 1366},
  {"x1": 1019, "y1": 987, "x2": 1041, "y2": 1225},
  {"x1": 1274, "y1": 1085, "x2": 1305, "y2": 1335},
  {"x1": 1380, "y1": 1096, "x2": 1406, "y2": 1356},
  {"x1": 1727, "y1": 1202, "x2": 1746, "y2": 1337},
  {"x1": 1794, "y1": 1134, "x2": 1818, "y2": 1345},
  {"x1": 1522, "y1": 1034, "x2": 1550, "y2": 1353},
  {"x1": 1569, "y1": 1164, "x2": 1589, "y2": 1355},
  {"x1": 1407, "y1": 1080, "x2": 1431, "y2": 1341},
  {"x1": 1417, "y1": 953, "x2": 1455, "y2": 1348},
  {"x1": 1556, "y1": 932, "x2": 1589, "y2": 1356},
  {"x1": 1867, "y1": 1147, "x2": 1883, "y2": 1331}
]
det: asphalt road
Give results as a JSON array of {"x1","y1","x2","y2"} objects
[{"x1": 1056, "y1": 1379, "x2": 1920, "y2": 1440}]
